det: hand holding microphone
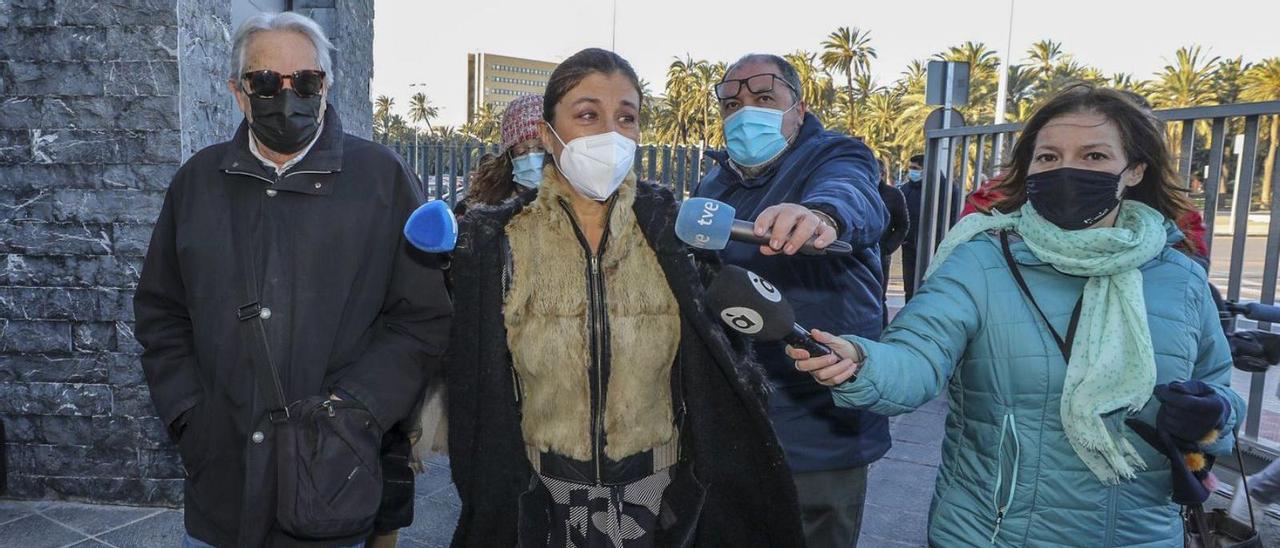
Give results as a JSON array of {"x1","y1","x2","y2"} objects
[
  {"x1": 754, "y1": 203, "x2": 839, "y2": 256},
  {"x1": 706, "y1": 265, "x2": 865, "y2": 387},
  {"x1": 676, "y1": 198, "x2": 852, "y2": 257},
  {"x1": 786, "y1": 330, "x2": 864, "y2": 387},
  {"x1": 404, "y1": 200, "x2": 458, "y2": 253}
]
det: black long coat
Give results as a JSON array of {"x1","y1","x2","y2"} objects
[
  {"x1": 445, "y1": 181, "x2": 806, "y2": 547},
  {"x1": 134, "y1": 108, "x2": 453, "y2": 547}
]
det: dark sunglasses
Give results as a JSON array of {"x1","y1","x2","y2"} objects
[
  {"x1": 714, "y1": 73, "x2": 797, "y2": 101},
  {"x1": 240, "y1": 69, "x2": 326, "y2": 98}
]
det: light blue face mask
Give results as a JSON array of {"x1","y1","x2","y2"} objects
[
  {"x1": 723, "y1": 103, "x2": 798, "y2": 168},
  {"x1": 512, "y1": 152, "x2": 544, "y2": 188},
  {"x1": 907, "y1": 169, "x2": 923, "y2": 183}
]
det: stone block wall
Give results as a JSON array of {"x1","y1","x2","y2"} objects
[{"x1": 0, "y1": 0, "x2": 373, "y2": 505}]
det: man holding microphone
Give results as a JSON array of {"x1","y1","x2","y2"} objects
[{"x1": 694, "y1": 53, "x2": 889, "y2": 547}]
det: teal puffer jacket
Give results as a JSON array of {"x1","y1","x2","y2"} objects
[{"x1": 834, "y1": 226, "x2": 1244, "y2": 547}]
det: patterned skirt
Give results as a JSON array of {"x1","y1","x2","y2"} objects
[{"x1": 536, "y1": 468, "x2": 672, "y2": 548}]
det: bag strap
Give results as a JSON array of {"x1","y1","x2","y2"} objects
[
  {"x1": 1234, "y1": 436, "x2": 1258, "y2": 532},
  {"x1": 231, "y1": 193, "x2": 290, "y2": 419},
  {"x1": 1000, "y1": 230, "x2": 1084, "y2": 363}
]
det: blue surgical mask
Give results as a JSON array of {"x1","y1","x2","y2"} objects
[
  {"x1": 723, "y1": 103, "x2": 797, "y2": 168},
  {"x1": 907, "y1": 169, "x2": 922, "y2": 183},
  {"x1": 512, "y1": 152, "x2": 544, "y2": 188}
]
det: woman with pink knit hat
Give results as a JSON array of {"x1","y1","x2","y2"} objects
[{"x1": 456, "y1": 94, "x2": 546, "y2": 215}]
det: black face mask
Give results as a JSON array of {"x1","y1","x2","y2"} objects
[
  {"x1": 1026, "y1": 166, "x2": 1127, "y2": 230},
  {"x1": 248, "y1": 89, "x2": 324, "y2": 154}
]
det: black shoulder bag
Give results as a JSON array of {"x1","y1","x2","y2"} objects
[
  {"x1": 1183, "y1": 441, "x2": 1261, "y2": 548},
  {"x1": 234, "y1": 201, "x2": 383, "y2": 540}
]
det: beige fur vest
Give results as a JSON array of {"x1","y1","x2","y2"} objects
[{"x1": 504, "y1": 165, "x2": 680, "y2": 461}]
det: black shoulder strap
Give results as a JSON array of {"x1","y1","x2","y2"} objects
[
  {"x1": 1000, "y1": 230, "x2": 1083, "y2": 363},
  {"x1": 230, "y1": 195, "x2": 290, "y2": 418}
]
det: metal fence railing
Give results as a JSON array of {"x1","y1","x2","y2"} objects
[
  {"x1": 383, "y1": 139, "x2": 714, "y2": 207},
  {"x1": 916, "y1": 100, "x2": 1280, "y2": 456}
]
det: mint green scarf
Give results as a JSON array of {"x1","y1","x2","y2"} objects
[{"x1": 926, "y1": 200, "x2": 1168, "y2": 484}]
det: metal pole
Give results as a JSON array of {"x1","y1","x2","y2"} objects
[
  {"x1": 1231, "y1": 134, "x2": 1246, "y2": 229},
  {"x1": 992, "y1": 0, "x2": 1015, "y2": 169}
]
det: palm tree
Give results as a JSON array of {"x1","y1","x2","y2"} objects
[
  {"x1": 1026, "y1": 40, "x2": 1068, "y2": 83},
  {"x1": 663, "y1": 56, "x2": 698, "y2": 145},
  {"x1": 432, "y1": 125, "x2": 459, "y2": 141},
  {"x1": 1214, "y1": 57, "x2": 1251, "y2": 105},
  {"x1": 408, "y1": 93, "x2": 439, "y2": 135},
  {"x1": 821, "y1": 26, "x2": 876, "y2": 135},
  {"x1": 893, "y1": 59, "x2": 932, "y2": 166},
  {"x1": 861, "y1": 89, "x2": 908, "y2": 165},
  {"x1": 1152, "y1": 46, "x2": 1221, "y2": 109},
  {"x1": 373, "y1": 95, "x2": 396, "y2": 141},
  {"x1": 1110, "y1": 73, "x2": 1152, "y2": 95},
  {"x1": 1003, "y1": 65, "x2": 1039, "y2": 122},
  {"x1": 689, "y1": 60, "x2": 725, "y2": 147},
  {"x1": 461, "y1": 103, "x2": 501, "y2": 143},
  {"x1": 375, "y1": 95, "x2": 394, "y2": 119},
  {"x1": 386, "y1": 114, "x2": 411, "y2": 142},
  {"x1": 1152, "y1": 46, "x2": 1221, "y2": 158},
  {"x1": 638, "y1": 78, "x2": 663, "y2": 143},
  {"x1": 785, "y1": 51, "x2": 838, "y2": 127},
  {"x1": 1242, "y1": 58, "x2": 1280, "y2": 203}
]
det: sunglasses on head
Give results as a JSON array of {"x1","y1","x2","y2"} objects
[{"x1": 240, "y1": 69, "x2": 326, "y2": 99}]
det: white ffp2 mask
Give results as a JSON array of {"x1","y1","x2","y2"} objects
[{"x1": 549, "y1": 128, "x2": 636, "y2": 201}]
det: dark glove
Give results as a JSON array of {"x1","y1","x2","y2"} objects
[
  {"x1": 1125, "y1": 380, "x2": 1229, "y2": 506},
  {"x1": 1154, "y1": 380, "x2": 1229, "y2": 446},
  {"x1": 1229, "y1": 332, "x2": 1271, "y2": 372},
  {"x1": 1229, "y1": 331, "x2": 1280, "y2": 372}
]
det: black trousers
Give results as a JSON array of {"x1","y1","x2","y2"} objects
[{"x1": 793, "y1": 466, "x2": 870, "y2": 548}]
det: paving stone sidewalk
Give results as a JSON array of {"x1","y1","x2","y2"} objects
[
  {"x1": 5, "y1": 395, "x2": 1276, "y2": 547},
  {"x1": 0, "y1": 397, "x2": 941, "y2": 547}
]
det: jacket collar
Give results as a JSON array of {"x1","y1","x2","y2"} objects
[
  {"x1": 219, "y1": 103, "x2": 345, "y2": 195},
  {"x1": 707, "y1": 112, "x2": 824, "y2": 189},
  {"x1": 528, "y1": 164, "x2": 639, "y2": 269}
]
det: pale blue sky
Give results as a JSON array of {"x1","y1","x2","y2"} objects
[{"x1": 371, "y1": 0, "x2": 1280, "y2": 127}]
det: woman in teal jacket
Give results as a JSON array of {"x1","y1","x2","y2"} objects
[{"x1": 789, "y1": 85, "x2": 1245, "y2": 547}]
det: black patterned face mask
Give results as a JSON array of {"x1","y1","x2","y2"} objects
[
  {"x1": 248, "y1": 89, "x2": 323, "y2": 154},
  {"x1": 1027, "y1": 166, "x2": 1128, "y2": 230}
]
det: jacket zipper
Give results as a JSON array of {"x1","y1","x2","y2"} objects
[
  {"x1": 559, "y1": 200, "x2": 615, "y2": 486},
  {"x1": 990, "y1": 413, "x2": 1021, "y2": 544},
  {"x1": 590, "y1": 254, "x2": 604, "y2": 484},
  {"x1": 1103, "y1": 484, "x2": 1118, "y2": 547},
  {"x1": 225, "y1": 170, "x2": 275, "y2": 185},
  {"x1": 224, "y1": 168, "x2": 334, "y2": 186}
]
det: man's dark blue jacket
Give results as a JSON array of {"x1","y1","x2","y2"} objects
[{"x1": 695, "y1": 112, "x2": 891, "y2": 472}]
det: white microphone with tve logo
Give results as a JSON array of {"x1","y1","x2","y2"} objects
[
  {"x1": 706, "y1": 265, "x2": 864, "y2": 362},
  {"x1": 675, "y1": 197, "x2": 853, "y2": 256}
]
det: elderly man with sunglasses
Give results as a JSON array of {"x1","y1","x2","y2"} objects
[
  {"x1": 133, "y1": 12, "x2": 451, "y2": 548},
  {"x1": 693, "y1": 53, "x2": 889, "y2": 548}
]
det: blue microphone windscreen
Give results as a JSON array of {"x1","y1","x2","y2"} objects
[
  {"x1": 675, "y1": 197, "x2": 735, "y2": 251},
  {"x1": 404, "y1": 200, "x2": 458, "y2": 253}
]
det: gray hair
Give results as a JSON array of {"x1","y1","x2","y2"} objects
[
  {"x1": 725, "y1": 54, "x2": 802, "y2": 104},
  {"x1": 230, "y1": 12, "x2": 335, "y2": 86}
]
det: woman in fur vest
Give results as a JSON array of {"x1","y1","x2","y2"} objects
[{"x1": 444, "y1": 47, "x2": 805, "y2": 547}]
